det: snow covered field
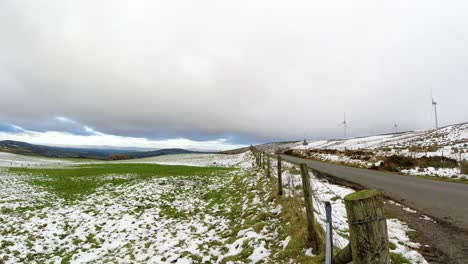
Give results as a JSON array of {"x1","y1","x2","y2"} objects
[
  {"x1": 0, "y1": 152, "x2": 72, "y2": 167},
  {"x1": 116, "y1": 153, "x2": 253, "y2": 169},
  {"x1": 0, "y1": 153, "x2": 283, "y2": 263},
  {"x1": 294, "y1": 123, "x2": 468, "y2": 152},
  {"x1": 0, "y1": 151, "x2": 427, "y2": 263}
]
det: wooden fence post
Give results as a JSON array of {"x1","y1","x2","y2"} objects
[
  {"x1": 332, "y1": 244, "x2": 352, "y2": 264},
  {"x1": 267, "y1": 155, "x2": 271, "y2": 178},
  {"x1": 258, "y1": 152, "x2": 262, "y2": 168},
  {"x1": 344, "y1": 189, "x2": 389, "y2": 264},
  {"x1": 300, "y1": 163, "x2": 320, "y2": 253},
  {"x1": 277, "y1": 155, "x2": 283, "y2": 196}
]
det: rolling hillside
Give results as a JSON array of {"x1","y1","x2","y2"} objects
[{"x1": 0, "y1": 140, "x2": 200, "y2": 160}]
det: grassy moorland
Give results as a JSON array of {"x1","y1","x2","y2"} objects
[{"x1": 0, "y1": 159, "x2": 323, "y2": 263}]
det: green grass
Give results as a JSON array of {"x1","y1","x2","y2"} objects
[
  {"x1": 8, "y1": 163, "x2": 232, "y2": 200},
  {"x1": 390, "y1": 252, "x2": 411, "y2": 264},
  {"x1": 56, "y1": 157, "x2": 103, "y2": 162}
]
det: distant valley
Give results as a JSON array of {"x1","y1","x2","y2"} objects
[{"x1": 0, "y1": 140, "x2": 204, "y2": 160}]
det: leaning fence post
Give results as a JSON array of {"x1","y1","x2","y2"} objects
[
  {"x1": 344, "y1": 189, "x2": 389, "y2": 264},
  {"x1": 325, "y1": 201, "x2": 333, "y2": 264},
  {"x1": 277, "y1": 155, "x2": 283, "y2": 196},
  {"x1": 300, "y1": 163, "x2": 320, "y2": 253}
]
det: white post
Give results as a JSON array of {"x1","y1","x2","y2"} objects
[{"x1": 325, "y1": 202, "x2": 333, "y2": 264}]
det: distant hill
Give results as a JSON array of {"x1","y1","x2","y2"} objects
[
  {"x1": 126, "y1": 148, "x2": 195, "y2": 159},
  {"x1": 218, "y1": 146, "x2": 251, "y2": 154},
  {"x1": 247, "y1": 122, "x2": 468, "y2": 155},
  {"x1": 0, "y1": 140, "x2": 202, "y2": 160}
]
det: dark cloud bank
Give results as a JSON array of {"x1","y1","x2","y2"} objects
[{"x1": 1, "y1": 1, "x2": 468, "y2": 145}]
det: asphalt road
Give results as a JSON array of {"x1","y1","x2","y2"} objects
[{"x1": 282, "y1": 154, "x2": 468, "y2": 231}]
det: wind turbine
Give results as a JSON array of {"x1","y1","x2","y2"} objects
[
  {"x1": 432, "y1": 96, "x2": 439, "y2": 129},
  {"x1": 393, "y1": 122, "x2": 398, "y2": 133},
  {"x1": 302, "y1": 138, "x2": 309, "y2": 152},
  {"x1": 338, "y1": 113, "x2": 347, "y2": 139}
]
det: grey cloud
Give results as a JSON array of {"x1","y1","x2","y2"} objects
[{"x1": 1, "y1": 0, "x2": 468, "y2": 144}]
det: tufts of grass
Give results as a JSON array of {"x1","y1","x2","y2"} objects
[
  {"x1": 272, "y1": 195, "x2": 324, "y2": 263},
  {"x1": 221, "y1": 243, "x2": 254, "y2": 263},
  {"x1": 0, "y1": 208, "x2": 14, "y2": 214},
  {"x1": 159, "y1": 204, "x2": 186, "y2": 219},
  {"x1": 408, "y1": 145, "x2": 439, "y2": 153},
  {"x1": 390, "y1": 252, "x2": 411, "y2": 264},
  {"x1": 379, "y1": 155, "x2": 458, "y2": 172}
]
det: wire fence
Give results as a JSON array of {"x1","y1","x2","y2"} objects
[
  {"x1": 264, "y1": 150, "x2": 350, "y2": 249},
  {"x1": 250, "y1": 146, "x2": 391, "y2": 264}
]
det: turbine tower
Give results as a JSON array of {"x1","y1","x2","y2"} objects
[
  {"x1": 302, "y1": 138, "x2": 308, "y2": 152},
  {"x1": 393, "y1": 122, "x2": 398, "y2": 133},
  {"x1": 432, "y1": 97, "x2": 438, "y2": 129},
  {"x1": 338, "y1": 113, "x2": 347, "y2": 139}
]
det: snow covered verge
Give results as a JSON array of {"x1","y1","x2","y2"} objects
[
  {"x1": 0, "y1": 151, "x2": 428, "y2": 263},
  {"x1": 285, "y1": 123, "x2": 468, "y2": 180},
  {"x1": 287, "y1": 149, "x2": 467, "y2": 180}
]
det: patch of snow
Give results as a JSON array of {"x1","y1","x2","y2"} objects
[
  {"x1": 281, "y1": 236, "x2": 291, "y2": 250},
  {"x1": 402, "y1": 167, "x2": 460, "y2": 179},
  {"x1": 304, "y1": 248, "x2": 315, "y2": 257},
  {"x1": 0, "y1": 152, "x2": 73, "y2": 167}
]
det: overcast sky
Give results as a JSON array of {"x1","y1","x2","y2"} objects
[{"x1": 1, "y1": 1, "x2": 468, "y2": 150}]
